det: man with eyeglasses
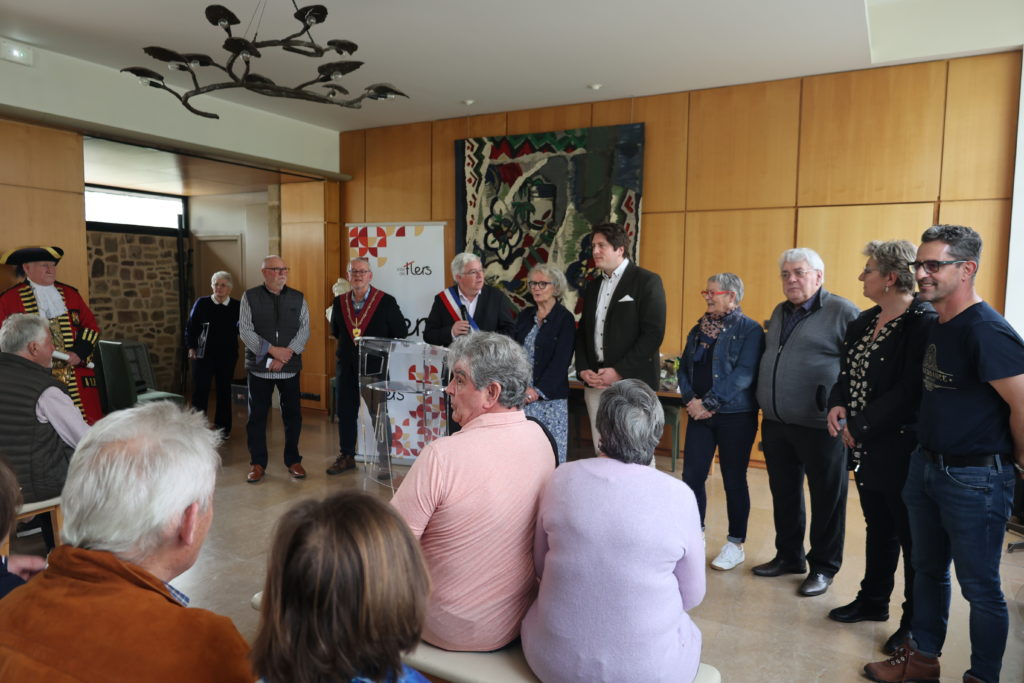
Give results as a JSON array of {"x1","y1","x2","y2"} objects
[
  {"x1": 865, "y1": 225, "x2": 1024, "y2": 683},
  {"x1": 753, "y1": 247, "x2": 858, "y2": 598},
  {"x1": 327, "y1": 257, "x2": 407, "y2": 475},
  {"x1": 423, "y1": 252, "x2": 515, "y2": 346},
  {"x1": 575, "y1": 223, "x2": 666, "y2": 455},
  {"x1": 239, "y1": 254, "x2": 310, "y2": 483}
]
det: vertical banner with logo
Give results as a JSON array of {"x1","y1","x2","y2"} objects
[
  {"x1": 346, "y1": 223, "x2": 447, "y2": 464},
  {"x1": 345, "y1": 223, "x2": 446, "y2": 341}
]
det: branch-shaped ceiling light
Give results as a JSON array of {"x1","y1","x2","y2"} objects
[{"x1": 121, "y1": 2, "x2": 407, "y2": 119}]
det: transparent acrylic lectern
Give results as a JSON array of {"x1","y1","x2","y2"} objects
[{"x1": 356, "y1": 337, "x2": 449, "y2": 489}]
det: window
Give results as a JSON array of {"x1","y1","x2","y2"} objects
[{"x1": 85, "y1": 188, "x2": 184, "y2": 229}]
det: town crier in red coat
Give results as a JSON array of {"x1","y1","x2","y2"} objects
[{"x1": 0, "y1": 246, "x2": 103, "y2": 424}]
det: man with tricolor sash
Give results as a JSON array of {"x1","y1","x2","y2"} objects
[
  {"x1": 327, "y1": 257, "x2": 408, "y2": 475},
  {"x1": 423, "y1": 252, "x2": 515, "y2": 347},
  {"x1": 0, "y1": 246, "x2": 103, "y2": 424}
]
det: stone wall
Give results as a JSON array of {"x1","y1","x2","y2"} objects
[{"x1": 87, "y1": 231, "x2": 183, "y2": 392}]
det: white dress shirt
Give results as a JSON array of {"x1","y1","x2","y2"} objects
[{"x1": 593, "y1": 259, "x2": 629, "y2": 363}]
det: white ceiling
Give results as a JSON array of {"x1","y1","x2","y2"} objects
[
  {"x1": 0, "y1": 0, "x2": 876, "y2": 133},
  {"x1": 0, "y1": 0, "x2": 1018, "y2": 134}
]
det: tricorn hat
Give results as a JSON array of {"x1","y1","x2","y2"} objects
[{"x1": 0, "y1": 246, "x2": 65, "y2": 266}]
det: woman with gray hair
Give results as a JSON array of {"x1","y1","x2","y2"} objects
[
  {"x1": 522, "y1": 379, "x2": 705, "y2": 682},
  {"x1": 677, "y1": 272, "x2": 764, "y2": 572},
  {"x1": 184, "y1": 270, "x2": 240, "y2": 435},
  {"x1": 512, "y1": 264, "x2": 575, "y2": 463},
  {"x1": 825, "y1": 240, "x2": 936, "y2": 655}
]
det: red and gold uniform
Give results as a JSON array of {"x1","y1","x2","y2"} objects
[
  {"x1": 0, "y1": 245, "x2": 103, "y2": 424},
  {"x1": 0, "y1": 281, "x2": 102, "y2": 423}
]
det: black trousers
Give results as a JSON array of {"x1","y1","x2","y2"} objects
[
  {"x1": 246, "y1": 373, "x2": 302, "y2": 468},
  {"x1": 336, "y1": 371, "x2": 360, "y2": 456},
  {"x1": 856, "y1": 477, "x2": 914, "y2": 625},
  {"x1": 191, "y1": 356, "x2": 236, "y2": 433},
  {"x1": 761, "y1": 419, "x2": 848, "y2": 576}
]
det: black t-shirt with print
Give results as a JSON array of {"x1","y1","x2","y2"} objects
[{"x1": 919, "y1": 301, "x2": 1024, "y2": 457}]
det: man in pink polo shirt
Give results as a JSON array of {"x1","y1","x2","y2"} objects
[{"x1": 392, "y1": 331, "x2": 556, "y2": 651}]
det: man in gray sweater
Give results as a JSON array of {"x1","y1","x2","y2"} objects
[{"x1": 752, "y1": 247, "x2": 858, "y2": 597}]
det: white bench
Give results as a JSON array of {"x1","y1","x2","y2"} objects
[{"x1": 404, "y1": 641, "x2": 722, "y2": 683}]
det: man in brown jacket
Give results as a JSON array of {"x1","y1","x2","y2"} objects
[{"x1": 0, "y1": 402, "x2": 253, "y2": 682}]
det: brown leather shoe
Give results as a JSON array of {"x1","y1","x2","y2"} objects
[
  {"x1": 247, "y1": 464, "x2": 265, "y2": 483},
  {"x1": 287, "y1": 462, "x2": 306, "y2": 479},
  {"x1": 864, "y1": 645, "x2": 940, "y2": 683},
  {"x1": 326, "y1": 454, "x2": 356, "y2": 476}
]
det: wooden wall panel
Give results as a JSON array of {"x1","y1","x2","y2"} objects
[
  {"x1": 941, "y1": 52, "x2": 1021, "y2": 201},
  {"x1": 688, "y1": 79, "x2": 800, "y2": 210},
  {"x1": 280, "y1": 181, "x2": 325, "y2": 223},
  {"x1": 633, "y1": 93, "x2": 687, "y2": 213},
  {"x1": 506, "y1": 103, "x2": 592, "y2": 135},
  {"x1": 431, "y1": 118, "x2": 468, "y2": 221},
  {"x1": 937, "y1": 199, "x2": 1011, "y2": 312},
  {"x1": 467, "y1": 113, "x2": 507, "y2": 139},
  {"x1": 799, "y1": 62, "x2": 946, "y2": 206},
  {"x1": 683, "y1": 209, "x2": 796, "y2": 330},
  {"x1": 365, "y1": 122, "x2": 432, "y2": 222},
  {"x1": 592, "y1": 98, "x2": 633, "y2": 126},
  {"x1": 340, "y1": 130, "x2": 365, "y2": 223},
  {"x1": 796, "y1": 203, "x2": 935, "y2": 310},
  {"x1": 637, "y1": 212, "x2": 685, "y2": 354},
  {"x1": 0, "y1": 119, "x2": 83, "y2": 193},
  {"x1": 0, "y1": 185, "x2": 87, "y2": 295},
  {"x1": 281, "y1": 181, "x2": 338, "y2": 411},
  {"x1": 281, "y1": 218, "x2": 328, "y2": 410}
]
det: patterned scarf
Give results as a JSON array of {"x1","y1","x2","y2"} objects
[{"x1": 694, "y1": 307, "x2": 742, "y2": 362}]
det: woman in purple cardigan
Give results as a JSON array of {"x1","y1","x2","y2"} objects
[{"x1": 521, "y1": 379, "x2": 706, "y2": 683}]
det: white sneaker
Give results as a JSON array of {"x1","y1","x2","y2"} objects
[{"x1": 711, "y1": 541, "x2": 745, "y2": 571}]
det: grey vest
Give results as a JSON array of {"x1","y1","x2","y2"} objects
[
  {"x1": 243, "y1": 285, "x2": 304, "y2": 374},
  {"x1": 0, "y1": 352, "x2": 75, "y2": 503}
]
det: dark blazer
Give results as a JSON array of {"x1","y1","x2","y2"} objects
[
  {"x1": 423, "y1": 284, "x2": 515, "y2": 347},
  {"x1": 575, "y1": 261, "x2": 667, "y2": 390},
  {"x1": 330, "y1": 290, "x2": 408, "y2": 378},
  {"x1": 827, "y1": 296, "x2": 937, "y2": 491},
  {"x1": 513, "y1": 303, "x2": 576, "y2": 401}
]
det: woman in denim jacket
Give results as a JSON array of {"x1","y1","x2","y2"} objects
[{"x1": 677, "y1": 272, "x2": 765, "y2": 571}]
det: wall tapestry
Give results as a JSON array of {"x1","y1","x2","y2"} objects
[{"x1": 456, "y1": 123, "x2": 644, "y2": 315}]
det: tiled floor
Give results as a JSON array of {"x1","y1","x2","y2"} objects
[{"x1": 19, "y1": 404, "x2": 1024, "y2": 682}]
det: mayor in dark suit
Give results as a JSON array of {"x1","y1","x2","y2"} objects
[
  {"x1": 575, "y1": 223, "x2": 667, "y2": 454},
  {"x1": 423, "y1": 252, "x2": 515, "y2": 347},
  {"x1": 327, "y1": 257, "x2": 407, "y2": 475}
]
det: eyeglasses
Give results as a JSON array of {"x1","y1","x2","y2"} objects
[
  {"x1": 348, "y1": 269, "x2": 371, "y2": 276},
  {"x1": 700, "y1": 290, "x2": 729, "y2": 298},
  {"x1": 780, "y1": 269, "x2": 813, "y2": 279},
  {"x1": 263, "y1": 267, "x2": 289, "y2": 273},
  {"x1": 461, "y1": 269, "x2": 483, "y2": 277},
  {"x1": 528, "y1": 281, "x2": 552, "y2": 289},
  {"x1": 908, "y1": 260, "x2": 966, "y2": 274}
]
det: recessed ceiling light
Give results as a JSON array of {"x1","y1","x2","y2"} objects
[
  {"x1": 587, "y1": 83, "x2": 602, "y2": 91},
  {"x1": 462, "y1": 99, "x2": 475, "y2": 106}
]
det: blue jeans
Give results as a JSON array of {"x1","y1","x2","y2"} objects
[
  {"x1": 902, "y1": 448, "x2": 1015, "y2": 682},
  {"x1": 682, "y1": 411, "x2": 758, "y2": 542}
]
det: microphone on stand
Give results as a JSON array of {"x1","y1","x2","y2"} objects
[{"x1": 52, "y1": 350, "x2": 95, "y2": 369}]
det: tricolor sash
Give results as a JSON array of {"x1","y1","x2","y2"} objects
[{"x1": 440, "y1": 286, "x2": 479, "y2": 330}]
